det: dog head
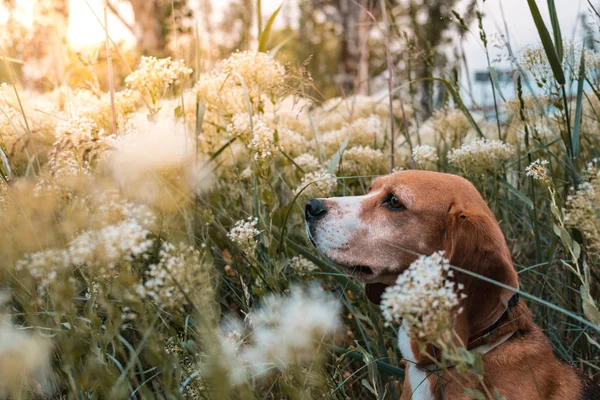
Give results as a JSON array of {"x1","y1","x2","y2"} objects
[{"x1": 305, "y1": 170, "x2": 519, "y2": 339}]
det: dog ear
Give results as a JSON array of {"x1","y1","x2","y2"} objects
[{"x1": 444, "y1": 203, "x2": 519, "y2": 345}]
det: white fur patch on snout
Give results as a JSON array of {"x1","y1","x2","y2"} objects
[{"x1": 310, "y1": 192, "x2": 377, "y2": 255}]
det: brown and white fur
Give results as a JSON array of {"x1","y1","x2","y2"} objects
[{"x1": 305, "y1": 170, "x2": 599, "y2": 400}]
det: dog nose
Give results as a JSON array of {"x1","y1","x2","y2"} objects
[{"x1": 305, "y1": 199, "x2": 327, "y2": 221}]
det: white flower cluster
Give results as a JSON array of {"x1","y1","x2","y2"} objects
[
  {"x1": 15, "y1": 249, "x2": 70, "y2": 297},
  {"x1": 318, "y1": 95, "x2": 405, "y2": 132},
  {"x1": 525, "y1": 159, "x2": 550, "y2": 183},
  {"x1": 412, "y1": 145, "x2": 439, "y2": 168},
  {"x1": 219, "y1": 51, "x2": 286, "y2": 98},
  {"x1": 46, "y1": 150, "x2": 91, "y2": 182},
  {"x1": 289, "y1": 256, "x2": 318, "y2": 276},
  {"x1": 125, "y1": 56, "x2": 192, "y2": 99},
  {"x1": 249, "y1": 119, "x2": 277, "y2": 161},
  {"x1": 138, "y1": 242, "x2": 206, "y2": 310},
  {"x1": 55, "y1": 116, "x2": 104, "y2": 147},
  {"x1": 228, "y1": 217, "x2": 261, "y2": 255},
  {"x1": 217, "y1": 285, "x2": 340, "y2": 384},
  {"x1": 16, "y1": 195, "x2": 156, "y2": 291},
  {"x1": 447, "y1": 138, "x2": 514, "y2": 174},
  {"x1": 69, "y1": 88, "x2": 137, "y2": 131},
  {"x1": 339, "y1": 145, "x2": 386, "y2": 176},
  {"x1": 321, "y1": 115, "x2": 384, "y2": 156},
  {"x1": 565, "y1": 159, "x2": 600, "y2": 251},
  {"x1": 227, "y1": 113, "x2": 259, "y2": 143},
  {"x1": 293, "y1": 153, "x2": 321, "y2": 173},
  {"x1": 195, "y1": 51, "x2": 286, "y2": 115},
  {"x1": 380, "y1": 251, "x2": 464, "y2": 341},
  {"x1": 276, "y1": 126, "x2": 311, "y2": 157},
  {"x1": 295, "y1": 168, "x2": 337, "y2": 199},
  {"x1": 68, "y1": 219, "x2": 154, "y2": 273}
]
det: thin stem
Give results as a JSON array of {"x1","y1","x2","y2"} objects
[
  {"x1": 379, "y1": 0, "x2": 412, "y2": 170},
  {"x1": 104, "y1": 1, "x2": 117, "y2": 135}
]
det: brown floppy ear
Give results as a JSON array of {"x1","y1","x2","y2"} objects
[{"x1": 445, "y1": 203, "x2": 519, "y2": 345}]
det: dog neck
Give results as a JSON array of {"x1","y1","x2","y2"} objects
[{"x1": 397, "y1": 296, "x2": 532, "y2": 400}]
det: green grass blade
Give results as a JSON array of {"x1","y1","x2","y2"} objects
[
  {"x1": 527, "y1": 0, "x2": 565, "y2": 85},
  {"x1": 573, "y1": 50, "x2": 585, "y2": 157},
  {"x1": 499, "y1": 178, "x2": 534, "y2": 210},
  {"x1": 327, "y1": 131, "x2": 353, "y2": 174},
  {"x1": 417, "y1": 77, "x2": 484, "y2": 138},
  {"x1": 308, "y1": 112, "x2": 325, "y2": 163},
  {"x1": 200, "y1": 137, "x2": 238, "y2": 169},
  {"x1": 488, "y1": 66, "x2": 507, "y2": 102},
  {"x1": 0, "y1": 146, "x2": 12, "y2": 182},
  {"x1": 195, "y1": 101, "x2": 206, "y2": 140},
  {"x1": 547, "y1": 0, "x2": 563, "y2": 61},
  {"x1": 258, "y1": 3, "x2": 283, "y2": 52}
]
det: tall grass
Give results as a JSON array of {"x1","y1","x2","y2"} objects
[{"x1": 0, "y1": 1, "x2": 599, "y2": 399}]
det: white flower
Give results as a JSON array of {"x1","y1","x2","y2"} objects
[
  {"x1": 321, "y1": 115, "x2": 384, "y2": 156},
  {"x1": 249, "y1": 119, "x2": 277, "y2": 161},
  {"x1": 243, "y1": 286, "x2": 340, "y2": 373},
  {"x1": 338, "y1": 145, "x2": 386, "y2": 176},
  {"x1": 525, "y1": 159, "x2": 550, "y2": 183},
  {"x1": 412, "y1": 145, "x2": 439, "y2": 167},
  {"x1": 195, "y1": 52, "x2": 286, "y2": 115},
  {"x1": 228, "y1": 217, "x2": 260, "y2": 255},
  {"x1": 55, "y1": 116, "x2": 103, "y2": 147},
  {"x1": 277, "y1": 126, "x2": 310, "y2": 157},
  {"x1": 0, "y1": 318, "x2": 52, "y2": 397},
  {"x1": 293, "y1": 153, "x2": 321, "y2": 173},
  {"x1": 295, "y1": 168, "x2": 337, "y2": 198},
  {"x1": 15, "y1": 249, "x2": 70, "y2": 297},
  {"x1": 139, "y1": 242, "x2": 212, "y2": 310},
  {"x1": 217, "y1": 285, "x2": 339, "y2": 383},
  {"x1": 380, "y1": 251, "x2": 464, "y2": 341},
  {"x1": 219, "y1": 51, "x2": 286, "y2": 96},
  {"x1": 289, "y1": 256, "x2": 318, "y2": 276},
  {"x1": 68, "y1": 219, "x2": 154, "y2": 274},
  {"x1": 447, "y1": 138, "x2": 513, "y2": 174},
  {"x1": 125, "y1": 56, "x2": 192, "y2": 99}
]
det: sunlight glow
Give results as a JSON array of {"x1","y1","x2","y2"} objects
[{"x1": 67, "y1": 0, "x2": 134, "y2": 48}]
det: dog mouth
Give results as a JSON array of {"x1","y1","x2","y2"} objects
[{"x1": 336, "y1": 263, "x2": 374, "y2": 277}]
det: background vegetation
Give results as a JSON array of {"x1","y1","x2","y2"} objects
[{"x1": 0, "y1": 0, "x2": 599, "y2": 399}]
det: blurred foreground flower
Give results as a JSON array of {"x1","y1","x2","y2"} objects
[
  {"x1": 107, "y1": 119, "x2": 213, "y2": 210},
  {"x1": 0, "y1": 302, "x2": 52, "y2": 397},
  {"x1": 216, "y1": 285, "x2": 340, "y2": 385},
  {"x1": 380, "y1": 251, "x2": 464, "y2": 341}
]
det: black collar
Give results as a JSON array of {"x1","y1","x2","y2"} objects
[{"x1": 478, "y1": 293, "x2": 520, "y2": 338}]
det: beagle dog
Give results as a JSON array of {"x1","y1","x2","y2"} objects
[{"x1": 305, "y1": 170, "x2": 600, "y2": 399}]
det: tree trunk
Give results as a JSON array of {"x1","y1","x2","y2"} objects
[
  {"x1": 356, "y1": 0, "x2": 370, "y2": 95},
  {"x1": 128, "y1": 0, "x2": 166, "y2": 55},
  {"x1": 21, "y1": 0, "x2": 70, "y2": 89},
  {"x1": 338, "y1": 0, "x2": 373, "y2": 95}
]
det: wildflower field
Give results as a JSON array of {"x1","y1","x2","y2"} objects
[{"x1": 1, "y1": 0, "x2": 600, "y2": 398}]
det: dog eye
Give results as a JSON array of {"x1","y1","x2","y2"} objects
[{"x1": 385, "y1": 193, "x2": 405, "y2": 210}]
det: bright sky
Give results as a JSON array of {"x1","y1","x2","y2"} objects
[
  {"x1": 64, "y1": 0, "x2": 586, "y2": 97},
  {"x1": 67, "y1": 0, "x2": 585, "y2": 62}
]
